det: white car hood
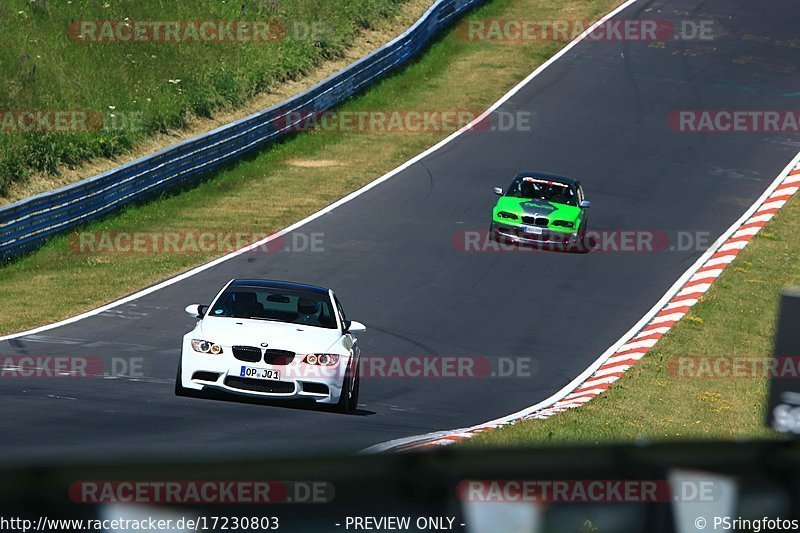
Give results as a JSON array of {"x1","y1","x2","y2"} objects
[{"x1": 199, "y1": 317, "x2": 342, "y2": 354}]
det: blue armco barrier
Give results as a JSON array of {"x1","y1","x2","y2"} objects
[{"x1": 0, "y1": 0, "x2": 484, "y2": 260}]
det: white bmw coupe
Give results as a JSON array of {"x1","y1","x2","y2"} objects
[{"x1": 176, "y1": 279, "x2": 366, "y2": 413}]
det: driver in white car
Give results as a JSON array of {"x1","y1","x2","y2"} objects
[{"x1": 296, "y1": 298, "x2": 323, "y2": 327}]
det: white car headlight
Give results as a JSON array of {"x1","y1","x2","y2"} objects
[
  {"x1": 191, "y1": 339, "x2": 223, "y2": 354},
  {"x1": 304, "y1": 354, "x2": 340, "y2": 366}
]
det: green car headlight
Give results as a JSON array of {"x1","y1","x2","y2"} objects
[
  {"x1": 497, "y1": 211, "x2": 518, "y2": 220},
  {"x1": 552, "y1": 220, "x2": 575, "y2": 228}
]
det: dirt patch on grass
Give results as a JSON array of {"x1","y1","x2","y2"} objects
[{"x1": 286, "y1": 159, "x2": 345, "y2": 168}]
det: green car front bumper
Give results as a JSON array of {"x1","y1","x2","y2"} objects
[{"x1": 490, "y1": 221, "x2": 581, "y2": 249}]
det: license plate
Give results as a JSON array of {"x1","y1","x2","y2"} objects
[
  {"x1": 523, "y1": 226, "x2": 543, "y2": 235},
  {"x1": 240, "y1": 366, "x2": 280, "y2": 380}
]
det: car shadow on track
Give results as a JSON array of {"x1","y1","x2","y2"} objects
[{"x1": 492, "y1": 237, "x2": 594, "y2": 254}]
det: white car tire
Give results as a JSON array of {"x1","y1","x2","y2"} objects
[{"x1": 336, "y1": 362, "x2": 360, "y2": 413}]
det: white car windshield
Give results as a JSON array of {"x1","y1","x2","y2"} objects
[{"x1": 209, "y1": 287, "x2": 338, "y2": 329}]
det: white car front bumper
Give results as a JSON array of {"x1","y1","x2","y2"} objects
[{"x1": 179, "y1": 336, "x2": 348, "y2": 404}]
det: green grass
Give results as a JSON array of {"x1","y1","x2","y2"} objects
[
  {"x1": 0, "y1": 0, "x2": 409, "y2": 194},
  {"x1": 0, "y1": 0, "x2": 621, "y2": 334},
  {"x1": 469, "y1": 193, "x2": 800, "y2": 446}
]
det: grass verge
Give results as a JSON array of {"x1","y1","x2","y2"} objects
[
  {"x1": 0, "y1": 0, "x2": 621, "y2": 335},
  {"x1": 0, "y1": 0, "x2": 410, "y2": 194},
  {"x1": 469, "y1": 192, "x2": 800, "y2": 446}
]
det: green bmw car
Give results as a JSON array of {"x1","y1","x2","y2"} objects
[{"x1": 490, "y1": 171, "x2": 590, "y2": 250}]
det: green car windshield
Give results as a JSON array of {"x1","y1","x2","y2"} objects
[{"x1": 505, "y1": 176, "x2": 578, "y2": 206}]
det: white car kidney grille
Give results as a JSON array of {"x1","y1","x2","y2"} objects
[{"x1": 232, "y1": 345, "x2": 262, "y2": 362}]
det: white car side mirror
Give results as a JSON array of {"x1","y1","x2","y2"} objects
[
  {"x1": 347, "y1": 320, "x2": 367, "y2": 333},
  {"x1": 185, "y1": 304, "x2": 206, "y2": 318},
  {"x1": 494, "y1": 187, "x2": 503, "y2": 196},
  {"x1": 580, "y1": 200, "x2": 591, "y2": 208}
]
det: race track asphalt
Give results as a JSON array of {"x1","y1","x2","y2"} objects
[{"x1": 2, "y1": 0, "x2": 799, "y2": 461}]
